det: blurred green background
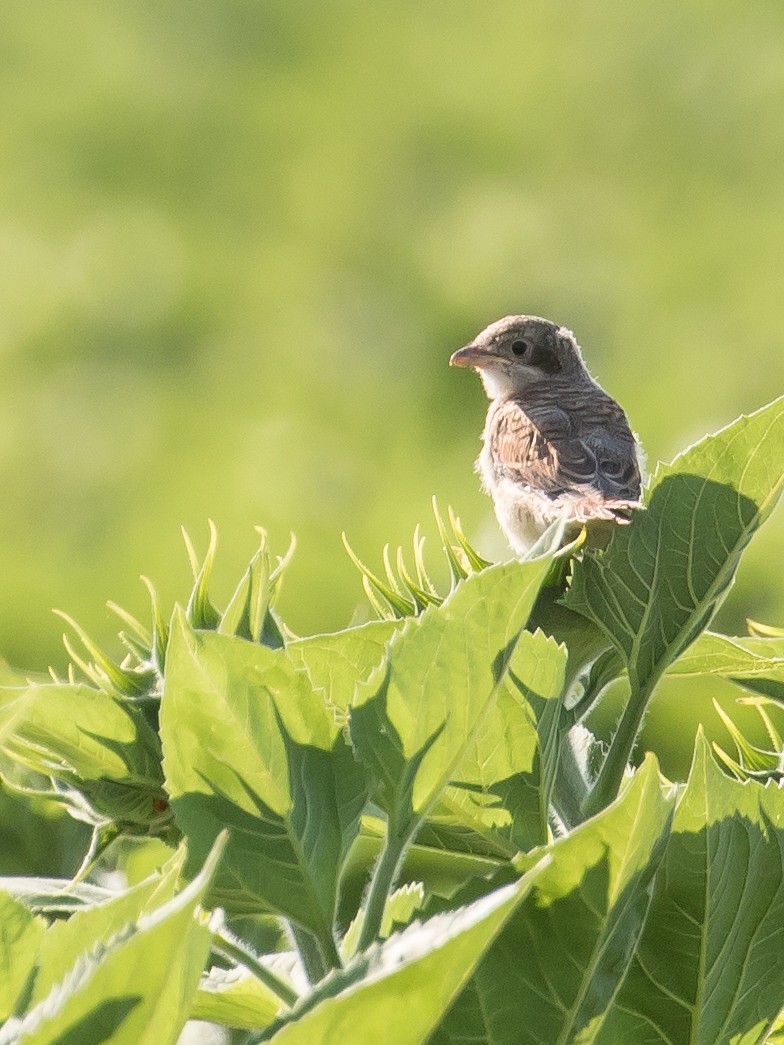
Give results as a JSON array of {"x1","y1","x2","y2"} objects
[{"x1": 1, "y1": 0, "x2": 784, "y2": 788}]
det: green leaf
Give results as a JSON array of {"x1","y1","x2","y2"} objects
[
  {"x1": 350, "y1": 557, "x2": 554, "y2": 830},
  {"x1": 766, "y1": 1014, "x2": 784, "y2": 1045},
  {"x1": 595, "y1": 735, "x2": 784, "y2": 1045},
  {"x1": 529, "y1": 586, "x2": 616, "y2": 713},
  {"x1": 431, "y1": 756, "x2": 674, "y2": 1045},
  {"x1": 192, "y1": 963, "x2": 288, "y2": 1032},
  {"x1": 0, "y1": 877, "x2": 115, "y2": 917},
  {"x1": 670, "y1": 630, "x2": 784, "y2": 702},
  {"x1": 0, "y1": 683, "x2": 166, "y2": 827},
  {"x1": 567, "y1": 396, "x2": 784, "y2": 813},
  {"x1": 262, "y1": 863, "x2": 546, "y2": 1044},
  {"x1": 184, "y1": 521, "x2": 222, "y2": 630},
  {"x1": 161, "y1": 615, "x2": 369, "y2": 945},
  {"x1": 711, "y1": 697, "x2": 782, "y2": 779},
  {"x1": 340, "y1": 816, "x2": 507, "y2": 917},
  {"x1": 432, "y1": 628, "x2": 567, "y2": 855},
  {"x1": 348, "y1": 557, "x2": 553, "y2": 951},
  {"x1": 0, "y1": 891, "x2": 45, "y2": 1021},
  {"x1": 0, "y1": 836, "x2": 224, "y2": 1045},
  {"x1": 287, "y1": 620, "x2": 401, "y2": 720},
  {"x1": 569, "y1": 395, "x2": 784, "y2": 688},
  {"x1": 26, "y1": 849, "x2": 184, "y2": 1007}
]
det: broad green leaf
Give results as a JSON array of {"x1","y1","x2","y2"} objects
[
  {"x1": 287, "y1": 619, "x2": 400, "y2": 720},
  {"x1": 432, "y1": 629, "x2": 567, "y2": 855},
  {"x1": 0, "y1": 891, "x2": 45, "y2": 1020},
  {"x1": 431, "y1": 756, "x2": 674, "y2": 1045},
  {"x1": 0, "y1": 684, "x2": 162, "y2": 786},
  {"x1": 567, "y1": 396, "x2": 784, "y2": 694},
  {"x1": 0, "y1": 837, "x2": 223, "y2": 1045},
  {"x1": 530, "y1": 586, "x2": 616, "y2": 703},
  {"x1": 595, "y1": 736, "x2": 784, "y2": 1045},
  {"x1": 671, "y1": 630, "x2": 784, "y2": 702},
  {"x1": 27, "y1": 849, "x2": 184, "y2": 1006},
  {"x1": 262, "y1": 862, "x2": 547, "y2": 1044},
  {"x1": 0, "y1": 683, "x2": 166, "y2": 827},
  {"x1": 350, "y1": 557, "x2": 553, "y2": 833},
  {"x1": 161, "y1": 615, "x2": 369, "y2": 939},
  {"x1": 192, "y1": 965, "x2": 284, "y2": 1032},
  {"x1": 0, "y1": 878, "x2": 114, "y2": 917}
]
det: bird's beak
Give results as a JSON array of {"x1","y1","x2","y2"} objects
[{"x1": 450, "y1": 343, "x2": 500, "y2": 369}]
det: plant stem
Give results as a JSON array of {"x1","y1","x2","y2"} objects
[
  {"x1": 212, "y1": 927, "x2": 299, "y2": 1009},
  {"x1": 582, "y1": 676, "x2": 656, "y2": 819},
  {"x1": 316, "y1": 925, "x2": 343, "y2": 973},
  {"x1": 356, "y1": 828, "x2": 408, "y2": 953}
]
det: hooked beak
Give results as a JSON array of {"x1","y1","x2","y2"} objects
[{"x1": 449, "y1": 343, "x2": 503, "y2": 369}]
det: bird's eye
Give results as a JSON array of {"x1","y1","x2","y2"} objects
[{"x1": 511, "y1": 339, "x2": 528, "y2": 356}]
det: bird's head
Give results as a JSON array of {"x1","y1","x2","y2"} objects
[{"x1": 450, "y1": 315, "x2": 589, "y2": 398}]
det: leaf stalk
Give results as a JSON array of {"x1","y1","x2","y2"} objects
[
  {"x1": 212, "y1": 926, "x2": 299, "y2": 1009},
  {"x1": 356, "y1": 827, "x2": 409, "y2": 953}
]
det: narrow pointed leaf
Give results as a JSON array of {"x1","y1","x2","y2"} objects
[
  {"x1": 141, "y1": 575, "x2": 169, "y2": 673},
  {"x1": 432, "y1": 496, "x2": 468, "y2": 586},
  {"x1": 185, "y1": 521, "x2": 221, "y2": 630},
  {"x1": 342, "y1": 533, "x2": 416, "y2": 618}
]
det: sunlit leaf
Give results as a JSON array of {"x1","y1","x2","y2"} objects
[
  {"x1": 161, "y1": 615, "x2": 368, "y2": 945},
  {"x1": 431, "y1": 628, "x2": 567, "y2": 855},
  {"x1": 350, "y1": 557, "x2": 554, "y2": 836},
  {"x1": 432, "y1": 757, "x2": 674, "y2": 1044},
  {"x1": 569, "y1": 396, "x2": 784, "y2": 693},
  {"x1": 0, "y1": 836, "x2": 224, "y2": 1045},
  {"x1": 0, "y1": 891, "x2": 45, "y2": 1021},
  {"x1": 594, "y1": 736, "x2": 784, "y2": 1044},
  {"x1": 0, "y1": 683, "x2": 166, "y2": 828},
  {"x1": 262, "y1": 862, "x2": 547, "y2": 1044},
  {"x1": 287, "y1": 620, "x2": 400, "y2": 722},
  {"x1": 567, "y1": 396, "x2": 784, "y2": 811}
]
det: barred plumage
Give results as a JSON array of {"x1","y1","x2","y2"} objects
[{"x1": 451, "y1": 315, "x2": 643, "y2": 554}]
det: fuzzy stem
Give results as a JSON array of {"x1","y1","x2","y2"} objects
[
  {"x1": 356, "y1": 828, "x2": 408, "y2": 953},
  {"x1": 212, "y1": 927, "x2": 299, "y2": 1009},
  {"x1": 582, "y1": 675, "x2": 657, "y2": 818}
]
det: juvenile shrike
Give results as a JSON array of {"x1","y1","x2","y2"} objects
[{"x1": 450, "y1": 315, "x2": 643, "y2": 554}]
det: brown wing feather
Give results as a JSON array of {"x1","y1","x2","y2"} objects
[{"x1": 487, "y1": 394, "x2": 641, "y2": 510}]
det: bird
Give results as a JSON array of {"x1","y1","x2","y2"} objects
[{"x1": 450, "y1": 315, "x2": 643, "y2": 555}]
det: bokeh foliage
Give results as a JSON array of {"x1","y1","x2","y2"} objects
[{"x1": 1, "y1": 1, "x2": 783, "y2": 786}]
